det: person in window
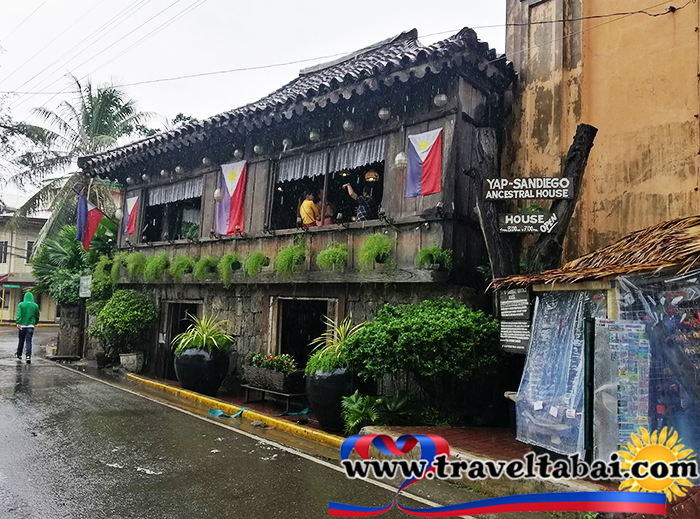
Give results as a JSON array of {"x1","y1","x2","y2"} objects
[
  {"x1": 315, "y1": 190, "x2": 335, "y2": 226},
  {"x1": 342, "y1": 184, "x2": 378, "y2": 222},
  {"x1": 299, "y1": 190, "x2": 321, "y2": 227}
]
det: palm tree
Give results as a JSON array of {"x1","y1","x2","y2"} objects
[{"x1": 8, "y1": 74, "x2": 152, "y2": 248}]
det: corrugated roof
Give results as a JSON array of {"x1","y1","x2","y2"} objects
[
  {"x1": 78, "y1": 27, "x2": 514, "y2": 176},
  {"x1": 489, "y1": 215, "x2": 700, "y2": 290}
]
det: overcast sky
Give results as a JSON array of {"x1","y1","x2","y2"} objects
[{"x1": 0, "y1": 1, "x2": 506, "y2": 197}]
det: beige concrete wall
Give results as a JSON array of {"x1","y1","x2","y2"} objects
[{"x1": 504, "y1": 0, "x2": 699, "y2": 262}]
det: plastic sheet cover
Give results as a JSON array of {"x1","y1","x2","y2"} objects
[
  {"x1": 617, "y1": 270, "x2": 700, "y2": 455},
  {"x1": 516, "y1": 291, "x2": 606, "y2": 455}
]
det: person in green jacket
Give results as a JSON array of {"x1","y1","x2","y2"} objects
[{"x1": 16, "y1": 292, "x2": 40, "y2": 364}]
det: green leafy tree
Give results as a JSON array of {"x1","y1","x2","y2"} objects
[{"x1": 7, "y1": 74, "x2": 152, "y2": 249}]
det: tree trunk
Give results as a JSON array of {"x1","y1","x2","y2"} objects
[
  {"x1": 527, "y1": 124, "x2": 598, "y2": 273},
  {"x1": 467, "y1": 128, "x2": 520, "y2": 279}
]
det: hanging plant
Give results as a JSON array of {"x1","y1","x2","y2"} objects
[
  {"x1": 416, "y1": 246, "x2": 453, "y2": 272},
  {"x1": 169, "y1": 256, "x2": 196, "y2": 283},
  {"x1": 244, "y1": 252, "x2": 270, "y2": 277},
  {"x1": 125, "y1": 252, "x2": 146, "y2": 279},
  {"x1": 110, "y1": 251, "x2": 128, "y2": 285},
  {"x1": 144, "y1": 253, "x2": 170, "y2": 282},
  {"x1": 275, "y1": 244, "x2": 305, "y2": 277},
  {"x1": 194, "y1": 256, "x2": 220, "y2": 281},
  {"x1": 218, "y1": 253, "x2": 242, "y2": 288},
  {"x1": 316, "y1": 243, "x2": 349, "y2": 271},
  {"x1": 358, "y1": 233, "x2": 393, "y2": 272}
]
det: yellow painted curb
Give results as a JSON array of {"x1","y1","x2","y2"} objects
[{"x1": 126, "y1": 373, "x2": 345, "y2": 450}]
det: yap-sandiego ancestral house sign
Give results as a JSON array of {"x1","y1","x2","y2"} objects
[{"x1": 483, "y1": 177, "x2": 574, "y2": 200}]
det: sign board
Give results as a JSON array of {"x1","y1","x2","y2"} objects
[
  {"x1": 500, "y1": 321, "x2": 531, "y2": 353},
  {"x1": 79, "y1": 275, "x2": 92, "y2": 298},
  {"x1": 483, "y1": 177, "x2": 574, "y2": 200},
  {"x1": 498, "y1": 213, "x2": 559, "y2": 233},
  {"x1": 499, "y1": 288, "x2": 531, "y2": 320},
  {"x1": 2, "y1": 284, "x2": 20, "y2": 289},
  {"x1": 498, "y1": 288, "x2": 532, "y2": 353}
]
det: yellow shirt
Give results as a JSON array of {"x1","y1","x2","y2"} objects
[{"x1": 300, "y1": 199, "x2": 320, "y2": 224}]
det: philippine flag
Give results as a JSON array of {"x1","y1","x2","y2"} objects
[
  {"x1": 216, "y1": 160, "x2": 247, "y2": 235},
  {"x1": 124, "y1": 196, "x2": 138, "y2": 235},
  {"x1": 76, "y1": 196, "x2": 103, "y2": 250},
  {"x1": 405, "y1": 128, "x2": 442, "y2": 198}
]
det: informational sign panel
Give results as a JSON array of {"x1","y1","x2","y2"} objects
[
  {"x1": 500, "y1": 321, "x2": 531, "y2": 353},
  {"x1": 498, "y1": 213, "x2": 559, "y2": 234},
  {"x1": 79, "y1": 275, "x2": 92, "y2": 298},
  {"x1": 483, "y1": 177, "x2": 574, "y2": 200},
  {"x1": 498, "y1": 288, "x2": 532, "y2": 353},
  {"x1": 2, "y1": 284, "x2": 20, "y2": 289}
]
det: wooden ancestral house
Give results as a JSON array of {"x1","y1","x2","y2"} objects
[{"x1": 78, "y1": 28, "x2": 515, "y2": 380}]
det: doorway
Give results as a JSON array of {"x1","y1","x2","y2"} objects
[
  {"x1": 156, "y1": 302, "x2": 200, "y2": 380},
  {"x1": 278, "y1": 299, "x2": 329, "y2": 369}
]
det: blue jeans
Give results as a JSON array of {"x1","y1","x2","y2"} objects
[{"x1": 17, "y1": 327, "x2": 34, "y2": 358}]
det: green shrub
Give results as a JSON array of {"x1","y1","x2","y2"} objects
[
  {"x1": 90, "y1": 255, "x2": 114, "y2": 301},
  {"x1": 144, "y1": 254, "x2": 170, "y2": 282},
  {"x1": 316, "y1": 243, "x2": 348, "y2": 271},
  {"x1": 89, "y1": 289, "x2": 158, "y2": 356},
  {"x1": 194, "y1": 256, "x2": 220, "y2": 281},
  {"x1": 169, "y1": 256, "x2": 195, "y2": 282},
  {"x1": 358, "y1": 233, "x2": 393, "y2": 272},
  {"x1": 125, "y1": 252, "x2": 146, "y2": 279},
  {"x1": 345, "y1": 299, "x2": 501, "y2": 396},
  {"x1": 275, "y1": 245, "x2": 305, "y2": 277},
  {"x1": 171, "y1": 314, "x2": 234, "y2": 356},
  {"x1": 218, "y1": 253, "x2": 241, "y2": 289},
  {"x1": 48, "y1": 270, "x2": 82, "y2": 306},
  {"x1": 244, "y1": 252, "x2": 270, "y2": 277},
  {"x1": 416, "y1": 246, "x2": 453, "y2": 271}
]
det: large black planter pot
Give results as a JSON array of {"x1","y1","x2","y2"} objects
[
  {"x1": 174, "y1": 349, "x2": 230, "y2": 397},
  {"x1": 307, "y1": 368, "x2": 367, "y2": 433}
]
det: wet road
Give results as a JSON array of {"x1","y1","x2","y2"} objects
[{"x1": 0, "y1": 327, "x2": 458, "y2": 519}]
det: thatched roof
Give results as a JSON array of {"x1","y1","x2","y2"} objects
[{"x1": 490, "y1": 215, "x2": 700, "y2": 291}]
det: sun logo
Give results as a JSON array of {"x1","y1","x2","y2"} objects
[
  {"x1": 228, "y1": 169, "x2": 238, "y2": 182},
  {"x1": 617, "y1": 427, "x2": 696, "y2": 501},
  {"x1": 418, "y1": 140, "x2": 429, "y2": 152}
]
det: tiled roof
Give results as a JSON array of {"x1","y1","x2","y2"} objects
[{"x1": 78, "y1": 28, "x2": 514, "y2": 175}]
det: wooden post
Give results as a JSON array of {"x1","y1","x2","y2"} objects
[{"x1": 527, "y1": 124, "x2": 598, "y2": 273}]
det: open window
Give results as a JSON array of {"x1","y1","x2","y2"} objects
[
  {"x1": 142, "y1": 178, "x2": 202, "y2": 242},
  {"x1": 271, "y1": 136, "x2": 386, "y2": 230}
]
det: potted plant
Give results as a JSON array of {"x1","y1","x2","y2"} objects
[
  {"x1": 358, "y1": 233, "x2": 393, "y2": 272},
  {"x1": 194, "y1": 256, "x2": 220, "y2": 282},
  {"x1": 88, "y1": 289, "x2": 158, "y2": 373},
  {"x1": 244, "y1": 252, "x2": 270, "y2": 277},
  {"x1": 275, "y1": 244, "x2": 305, "y2": 277},
  {"x1": 316, "y1": 243, "x2": 348, "y2": 271},
  {"x1": 218, "y1": 253, "x2": 242, "y2": 289},
  {"x1": 416, "y1": 246, "x2": 453, "y2": 271},
  {"x1": 169, "y1": 256, "x2": 195, "y2": 283},
  {"x1": 243, "y1": 352, "x2": 304, "y2": 393},
  {"x1": 305, "y1": 315, "x2": 366, "y2": 432},
  {"x1": 171, "y1": 314, "x2": 235, "y2": 397}
]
